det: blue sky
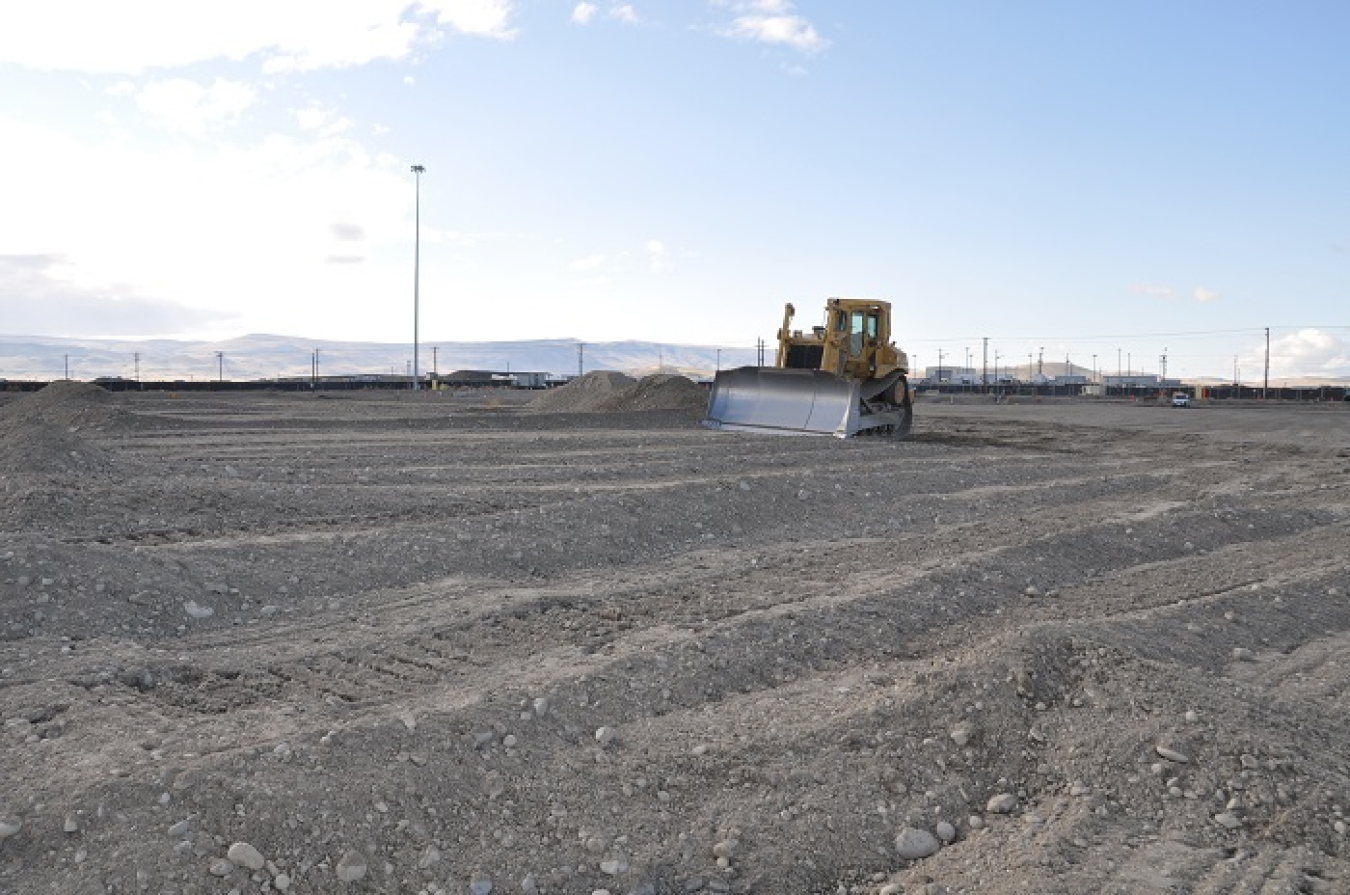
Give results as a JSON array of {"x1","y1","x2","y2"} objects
[{"x1": 1, "y1": 1, "x2": 1346, "y2": 380}]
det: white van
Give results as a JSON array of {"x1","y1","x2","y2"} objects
[{"x1": 1171, "y1": 392, "x2": 1190, "y2": 408}]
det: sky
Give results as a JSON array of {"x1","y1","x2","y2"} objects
[{"x1": 1, "y1": 1, "x2": 1347, "y2": 380}]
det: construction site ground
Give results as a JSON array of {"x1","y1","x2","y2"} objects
[{"x1": 1, "y1": 383, "x2": 1348, "y2": 895}]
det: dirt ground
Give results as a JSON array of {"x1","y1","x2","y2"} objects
[{"x1": 1, "y1": 384, "x2": 1347, "y2": 895}]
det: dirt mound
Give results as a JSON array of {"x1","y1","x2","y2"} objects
[
  {"x1": 527, "y1": 371, "x2": 636, "y2": 411},
  {"x1": 595, "y1": 373, "x2": 707, "y2": 412},
  {"x1": 0, "y1": 381, "x2": 120, "y2": 432},
  {"x1": 0, "y1": 420, "x2": 115, "y2": 478},
  {"x1": 0, "y1": 384, "x2": 121, "y2": 480}
]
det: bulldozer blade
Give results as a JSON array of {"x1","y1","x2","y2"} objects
[{"x1": 703, "y1": 367, "x2": 863, "y2": 437}]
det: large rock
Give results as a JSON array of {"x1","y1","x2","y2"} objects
[{"x1": 894, "y1": 826, "x2": 941, "y2": 859}]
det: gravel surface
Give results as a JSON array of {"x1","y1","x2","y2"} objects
[{"x1": 1, "y1": 383, "x2": 1348, "y2": 894}]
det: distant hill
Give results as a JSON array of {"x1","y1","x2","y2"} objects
[{"x1": 0, "y1": 334, "x2": 762, "y2": 383}]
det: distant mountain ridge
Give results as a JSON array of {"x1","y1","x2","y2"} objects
[{"x1": 0, "y1": 333, "x2": 761, "y2": 382}]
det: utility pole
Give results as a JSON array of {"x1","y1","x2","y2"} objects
[
  {"x1": 1263, "y1": 327, "x2": 1270, "y2": 399},
  {"x1": 216, "y1": 351, "x2": 224, "y2": 386},
  {"x1": 715, "y1": 348, "x2": 721, "y2": 372},
  {"x1": 1117, "y1": 348, "x2": 1122, "y2": 379},
  {"x1": 64, "y1": 354, "x2": 70, "y2": 380},
  {"x1": 1037, "y1": 346, "x2": 1044, "y2": 377},
  {"x1": 311, "y1": 349, "x2": 318, "y2": 390},
  {"x1": 432, "y1": 346, "x2": 439, "y2": 384},
  {"x1": 134, "y1": 352, "x2": 141, "y2": 388},
  {"x1": 1160, "y1": 348, "x2": 1167, "y2": 383},
  {"x1": 577, "y1": 342, "x2": 585, "y2": 378},
  {"x1": 410, "y1": 164, "x2": 425, "y2": 391},
  {"x1": 982, "y1": 337, "x2": 988, "y2": 392},
  {"x1": 936, "y1": 347, "x2": 944, "y2": 385},
  {"x1": 1092, "y1": 354, "x2": 1097, "y2": 384}
]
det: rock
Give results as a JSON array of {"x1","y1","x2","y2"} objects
[
  {"x1": 168, "y1": 818, "x2": 192, "y2": 837},
  {"x1": 274, "y1": 872, "x2": 292, "y2": 890},
  {"x1": 469, "y1": 876, "x2": 493, "y2": 895},
  {"x1": 599, "y1": 856, "x2": 627, "y2": 875},
  {"x1": 63, "y1": 815, "x2": 79, "y2": 833},
  {"x1": 935, "y1": 821, "x2": 956, "y2": 842},
  {"x1": 227, "y1": 841, "x2": 265, "y2": 871},
  {"x1": 712, "y1": 839, "x2": 738, "y2": 859},
  {"x1": 1155, "y1": 745, "x2": 1190, "y2": 763},
  {"x1": 1232, "y1": 647, "x2": 1256, "y2": 662},
  {"x1": 0, "y1": 817, "x2": 21, "y2": 840},
  {"x1": 208, "y1": 858, "x2": 233, "y2": 877},
  {"x1": 335, "y1": 849, "x2": 367, "y2": 883},
  {"x1": 183, "y1": 600, "x2": 214, "y2": 619},
  {"x1": 595, "y1": 726, "x2": 617, "y2": 746},
  {"x1": 986, "y1": 793, "x2": 1018, "y2": 814},
  {"x1": 1213, "y1": 812, "x2": 1243, "y2": 830},
  {"x1": 950, "y1": 724, "x2": 972, "y2": 747},
  {"x1": 894, "y1": 826, "x2": 940, "y2": 859}
]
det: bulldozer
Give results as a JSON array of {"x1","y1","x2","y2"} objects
[{"x1": 703, "y1": 298, "x2": 913, "y2": 437}]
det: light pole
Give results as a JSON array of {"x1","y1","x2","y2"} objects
[{"x1": 411, "y1": 164, "x2": 426, "y2": 391}]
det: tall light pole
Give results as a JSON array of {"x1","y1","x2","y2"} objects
[{"x1": 411, "y1": 164, "x2": 426, "y2": 391}]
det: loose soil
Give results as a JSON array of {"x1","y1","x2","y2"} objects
[{"x1": 1, "y1": 385, "x2": 1347, "y2": 894}]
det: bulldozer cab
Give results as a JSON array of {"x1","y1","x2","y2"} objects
[{"x1": 778, "y1": 299, "x2": 895, "y2": 380}]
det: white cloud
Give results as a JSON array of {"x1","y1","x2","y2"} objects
[
  {"x1": 610, "y1": 5, "x2": 639, "y2": 24},
  {"x1": 569, "y1": 253, "x2": 609, "y2": 272},
  {"x1": 1193, "y1": 287, "x2": 1219, "y2": 303},
  {"x1": 572, "y1": 3, "x2": 599, "y2": 25},
  {"x1": 0, "y1": 1, "x2": 514, "y2": 74},
  {"x1": 1268, "y1": 328, "x2": 1350, "y2": 378},
  {"x1": 295, "y1": 104, "x2": 353, "y2": 137},
  {"x1": 646, "y1": 239, "x2": 669, "y2": 271},
  {"x1": 716, "y1": 0, "x2": 827, "y2": 54},
  {"x1": 422, "y1": 0, "x2": 516, "y2": 40},
  {"x1": 136, "y1": 78, "x2": 256, "y2": 135},
  {"x1": 0, "y1": 112, "x2": 414, "y2": 339},
  {"x1": 1133, "y1": 284, "x2": 1174, "y2": 299}
]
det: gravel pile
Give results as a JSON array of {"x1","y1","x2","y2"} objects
[
  {"x1": 595, "y1": 373, "x2": 707, "y2": 413},
  {"x1": 0, "y1": 384, "x2": 119, "y2": 479},
  {"x1": 528, "y1": 371, "x2": 637, "y2": 412},
  {"x1": 530, "y1": 372, "x2": 706, "y2": 414}
]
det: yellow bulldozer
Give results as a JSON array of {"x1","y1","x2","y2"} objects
[{"x1": 703, "y1": 297, "x2": 913, "y2": 437}]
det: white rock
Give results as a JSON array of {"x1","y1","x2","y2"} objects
[
  {"x1": 63, "y1": 815, "x2": 79, "y2": 833},
  {"x1": 894, "y1": 826, "x2": 940, "y2": 860},
  {"x1": 1155, "y1": 745, "x2": 1190, "y2": 763},
  {"x1": 986, "y1": 793, "x2": 1018, "y2": 814},
  {"x1": 274, "y1": 872, "x2": 291, "y2": 891},
  {"x1": 950, "y1": 724, "x2": 971, "y2": 747},
  {"x1": 183, "y1": 600, "x2": 214, "y2": 619},
  {"x1": 1213, "y1": 812, "x2": 1242, "y2": 830},
  {"x1": 227, "y1": 841, "x2": 265, "y2": 871},
  {"x1": 600, "y1": 856, "x2": 628, "y2": 875},
  {"x1": 335, "y1": 850, "x2": 367, "y2": 883},
  {"x1": 208, "y1": 858, "x2": 233, "y2": 877},
  {"x1": 935, "y1": 821, "x2": 956, "y2": 843},
  {"x1": 594, "y1": 726, "x2": 617, "y2": 746},
  {"x1": 1232, "y1": 647, "x2": 1256, "y2": 662},
  {"x1": 0, "y1": 818, "x2": 21, "y2": 840},
  {"x1": 532, "y1": 697, "x2": 549, "y2": 717}
]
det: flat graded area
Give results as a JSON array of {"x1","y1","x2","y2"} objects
[{"x1": 2, "y1": 386, "x2": 1348, "y2": 894}]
